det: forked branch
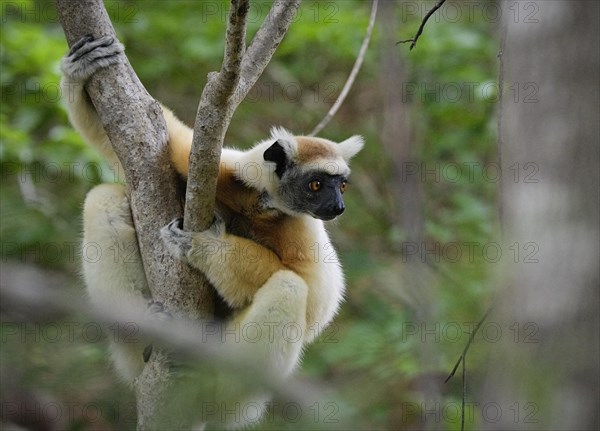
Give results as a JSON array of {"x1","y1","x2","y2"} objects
[
  {"x1": 184, "y1": 0, "x2": 301, "y2": 232},
  {"x1": 235, "y1": 0, "x2": 302, "y2": 106}
]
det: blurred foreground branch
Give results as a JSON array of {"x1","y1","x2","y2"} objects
[{"x1": 0, "y1": 266, "x2": 324, "y2": 410}]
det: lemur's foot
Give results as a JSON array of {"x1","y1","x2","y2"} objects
[
  {"x1": 160, "y1": 218, "x2": 192, "y2": 261},
  {"x1": 60, "y1": 34, "x2": 124, "y2": 82},
  {"x1": 143, "y1": 301, "x2": 175, "y2": 364},
  {"x1": 146, "y1": 300, "x2": 173, "y2": 322},
  {"x1": 161, "y1": 215, "x2": 225, "y2": 261},
  {"x1": 204, "y1": 213, "x2": 226, "y2": 238}
]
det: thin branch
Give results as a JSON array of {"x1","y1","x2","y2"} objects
[
  {"x1": 444, "y1": 307, "x2": 491, "y2": 383},
  {"x1": 444, "y1": 307, "x2": 491, "y2": 431},
  {"x1": 397, "y1": 0, "x2": 447, "y2": 50},
  {"x1": 233, "y1": 0, "x2": 302, "y2": 106},
  {"x1": 184, "y1": 0, "x2": 301, "y2": 233},
  {"x1": 309, "y1": 0, "x2": 378, "y2": 137},
  {"x1": 184, "y1": 0, "x2": 249, "y2": 233},
  {"x1": 461, "y1": 353, "x2": 466, "y2": 431},
  {"x1": 222, "y1": 0, "x2": 248, "y2": 80}
]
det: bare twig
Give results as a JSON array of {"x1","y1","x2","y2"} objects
[
  {"x1": 444, "y1": 307, "x2": 491, "y2": 431},
  {"x1": 461, "y1": 353, "x2": 466, "y2": 431},
  {"x1": 496, "y1": 24, "x2": 508, "y2": 230},
  {"x1": 445, "y1": 307, "x2": 491, "y2": 383},
  {"x1": 397, "y1": 0, "x2": 447, "y2": 50},
  {"x1": 310, "y1": 0, "x2": 378, "y2": 137}
]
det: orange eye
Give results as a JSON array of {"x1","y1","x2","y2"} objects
[
  {"x1": 340, "y1": 181, "x2": 347, "y2": 194},
  {"x1": 310, "y1": 180, "x2": 321, "y2": 192}
]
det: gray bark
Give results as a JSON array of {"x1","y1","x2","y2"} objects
[
  {"x1": 184, "y1": 0, "x2": 301, "y2": 232},
  {"x1": 184, "y1": 0, "x2": 249, "y2": 232},
  {"x1": 55, "y1": 1, "x2": 211, "y2": 429},
  {"x1": 55, "y1": 1, "x2": 302, "y2": 429}
]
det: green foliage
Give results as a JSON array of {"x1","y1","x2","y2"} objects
[{"x1": 1, "y1": 1, "x2": 500, "y2": 429}]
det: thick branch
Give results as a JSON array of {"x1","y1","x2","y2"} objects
[
  {"x1": 55, "y1": 0, "x2": 210, "y2": 318},
  {"x1": 184, "y1": 0, "x2": 249, "y2": 232},
  {"x1": 0, "y1": 268, "x2": 324, "y2": 411}
]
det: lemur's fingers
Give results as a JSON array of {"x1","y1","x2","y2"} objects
[
  {"x1": 160, "y1": 218, "x2": 192, "y2": 260},
  {"x1": 61, "y1": 34, "x2": 124, "y2": 82},
  {"x1": 208, "y1": 213, "x2": 226, "y2": 237},
  {"x1": 69, "y1": 35, "x2": 117, "y2": 61},
  {"x1": 143, "y1": 301, "x2": 185, "y2": 371},
  {"x1": 67, "y1": 34, "x2": 94, "y2": 56},
  {"x1": 144, "y1": 301, "x2": 171, "y2": 362},
  {"x1": 145, "y1": 300, "x2": 173, "y2": 322}
]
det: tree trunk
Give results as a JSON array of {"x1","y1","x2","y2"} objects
[
  {"x1": 55, "y1": 1, "x2": 301, "y2": 428},
  {"x1": 481, "y1": 1, "x2": 599, "y2": 429},
  {"x1": 55, "y1": 1, "x2": 213, "y2": 429}
]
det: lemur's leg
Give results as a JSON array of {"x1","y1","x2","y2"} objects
[
  {"x1": 214, "y1": 273, "x2": 308, "y2": 430},
  {"x1": 229, "y1": 270, "x2": 308, "y2": 378},
  {"x1": 83, "y1": 184, "x2": 150, "y2": 381},
  {"x1": 161, "y1": 218, "x2": 308, "y2": 378},
  {"x1": 161, "y1": 218, "x2": 288, "y2": 308}
]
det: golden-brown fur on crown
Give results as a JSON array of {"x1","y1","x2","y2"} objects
[{"x1": 294, "y1": 136, "x2": 337, "y2": 163}]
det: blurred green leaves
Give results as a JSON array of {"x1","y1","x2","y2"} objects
[{"x1": 1, "y1": 1, "x2": 500, "y2": 429}]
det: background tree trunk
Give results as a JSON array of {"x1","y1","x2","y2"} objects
[{"x1": 481, "y1": 1, "x2": 599, "y2": 429}]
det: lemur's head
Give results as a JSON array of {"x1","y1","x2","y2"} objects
[{"x1": 257, "y1": 127, "x2": 363, "y2": 220}]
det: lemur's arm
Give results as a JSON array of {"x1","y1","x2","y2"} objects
[
  {"x1": 161, "y1": 218, "x2": 287, "y2": 309},
  {"x1": 60, "y1": 35, "x2": 192, "y2": 177},
  {"x1": 61, "y1": 35, "x2": 279, "y2": 308}
]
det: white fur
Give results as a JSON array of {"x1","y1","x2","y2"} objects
[
  {"x1": 222, "y1": 128, "x2": 364, "y2": 196},
  {"x1": 338, "y1": 135, "x2": 365, "y2": 162},
  {"x1": 269, "y1": 126, "x2": 298, "y2": 150},
  {"x1": 82, "y1": 184, "x2": 149, "y2": 381}
]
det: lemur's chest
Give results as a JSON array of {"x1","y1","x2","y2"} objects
[
  {"x1": 215, "y1": 170, "x2": 345, "y2": 332},
  {"x1": 215, "y1": 170, "x2": 311, "y2": 264},
  {"x1": 220, "y1": 204, "x2": 313, "y2": 268}
]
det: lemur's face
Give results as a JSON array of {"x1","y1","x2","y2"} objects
[
  {"x1": 278, "y1": 168, "x2": 347, "y2": 220},
  {"x1": 263, "y1": 137, "x2": 360, "y2": 221}
]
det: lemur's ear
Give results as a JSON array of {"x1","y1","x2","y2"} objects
[
  {"x1": 338, "y1": 135, "x2": 364, "y2": 162},
  {"x1": 264, "y1": 141, "x2": 289, "y2": 178}
]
